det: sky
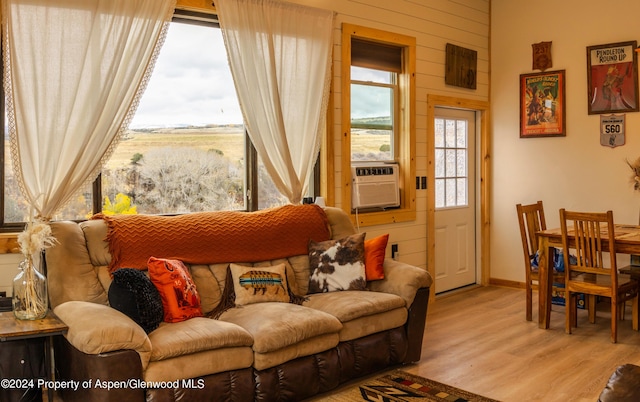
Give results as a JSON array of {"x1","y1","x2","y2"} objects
[
  {"x1": 129, "y1": 22, "x2": 391, "y2": 129},
  {"x1": 129, "y1": 22, "x2": 244, "y2": 128}
]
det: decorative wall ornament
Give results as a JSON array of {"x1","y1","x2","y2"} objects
[
  {"x1": 600, "y1": 114, "x2": 625, "y2": 148},
  {"x1": 445, "y1": 43, "x2": 477, "y2": 89},
  {"x1": 532, "y1": 41, "x2": 552, "y2": 71},
  {"x1": 587, "y1": 41, "x2": 639, "y2": 114}
]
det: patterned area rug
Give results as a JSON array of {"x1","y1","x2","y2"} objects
[{"x1": 319, "y1": 370, "x2": 500, "y2": 402}]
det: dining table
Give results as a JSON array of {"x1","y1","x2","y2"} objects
[{"x1": 536, "y1": 223, "x2": 640, "y2": 329}]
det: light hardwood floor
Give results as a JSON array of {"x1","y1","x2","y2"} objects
[
  {"x1": 51, "y1": 286, "x2": 640, "y2": 402},
  {"x1": 401, "y1": 285, "x2": 640, "y2": 402}
]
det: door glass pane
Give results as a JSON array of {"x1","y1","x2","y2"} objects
[
  {"x1": 435, "y1": 118, "x2": 445, "y2": 148},
  {"x1": 456, "y1": 149, "x2": 467, "y2": 176},
  {"x1": 456, "y1": 120, "x2": 467, "y2": 147},
  {"x1": 445, "y1": 149, "x2": 456, "y2": 177},
  {"x1": 457, "y1": 178, "x2": 467, "y2": 204},
  {"x1": 435, "y1": 117, "x2": 469, "y2": 208},
  {"x1": 435, "y1": 149, "x2": 445, "y2": 178},
  {"x1": 435, "y1": 179, "x2": 444, "y2": 208},
  {"x1": 445, "y1": 120, "x2": 456, "y2": 147},
  {"x1": 445, "y1": 178, "x2": 456, "y2": 206}
]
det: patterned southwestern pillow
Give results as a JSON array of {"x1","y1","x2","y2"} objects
[
  {"x1": 147, "y1": 257, "x2": 203, "y2": 323},
  {"x1": 108, "y1": 268, "x2": 164, "y2": 333},
  {"x1": 308, "y1": 232, "x2": 367, "y2": 293},
  {"x1": 364, "y1": 234, "x2": 389, "y2": 281},
  {"x1": 230, "y1": 263, "x2": 290, "y2": 306}
]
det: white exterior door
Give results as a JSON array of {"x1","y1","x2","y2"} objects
[{"x1": 434, "y1": 108, "x2": 477, "y2": 294}]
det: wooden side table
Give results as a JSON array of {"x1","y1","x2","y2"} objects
[{"x1": 0, "y1": 311, "x2": 68, "y2": 402}]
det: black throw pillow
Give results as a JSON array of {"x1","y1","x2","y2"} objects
[{"x1": 108, "y1": 268, "x2": 164, "y2": 333}]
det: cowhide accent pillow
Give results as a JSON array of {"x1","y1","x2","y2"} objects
[
  {"x1": 230, "y1": 263, "x2": 290, "y2": 305},
  {"x1": 308, "y1": 232, "x2": 367, "y2": 293}
]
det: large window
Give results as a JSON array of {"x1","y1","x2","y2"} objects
[
  {"x1": 341, "y1": 23, "x2": 416, "y2": 225},
  {"x1": 2, "y1": 10, "x2": 293, "y2": 230}
]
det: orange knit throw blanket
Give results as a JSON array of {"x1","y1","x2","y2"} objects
[{"x1": 98, "y1": 204, "x2": 330, "y2": 273}]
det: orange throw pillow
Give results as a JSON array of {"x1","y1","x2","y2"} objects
[
  {"x1": 147, "y1": 257, "x2": 203, "y2": 323},
  {"x1": 364, "y1": 234, "x2": 389, "y2": 281}
]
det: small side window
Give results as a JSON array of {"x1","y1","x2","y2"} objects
[{"x1": 341, "y1": 24, "x2": 416, "y2": 226}]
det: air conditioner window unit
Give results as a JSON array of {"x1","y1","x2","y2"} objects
[{"x1": 351, "y1": 162, "x2": 400, "y2": 210}]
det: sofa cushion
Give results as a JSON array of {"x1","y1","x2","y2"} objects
[
  {"x1": 252, "y1": 333, "x2": 339, "y2": 371},
  {"x1": 108, "y1": 268, "x2": 164, "y2": 333},
  {"x1": 304, "y1": 290, "x2": 408, "y2": 341},
  {"x1": 323, "y1": 206, "x2": 357, "y2": 240},
  {"x1": 189, "y1": 264, "x2": 223, "y2": 314},
  {"x1": 145, "y1": 318, "x2": 255, "y2": 390},
  {"x1": 220, "y1": 302, "x2": 342, "y2": 368},
  {"x1": 230, "y1": 263, "x2": 290, "y2": 305},
  {"x1": 54, "y1": 301, "x2": 153, "y2": 370},
  {"x1": 364, "y1": 234, "x2": 388, "y2": 281},
  {"x1": 144, "y1": 347, "x2": 255, "y2": 383},
  {"x1": 308, "y1": 233, "x2": 366, "y2": 293},
  {"x1": 148, "y1": 317, "x2": 253, "y2": 362},
  {"x1": 304, "y1": 290, "x2": 405, "y2": 322},
  {"x1": 148, "y1": 257, "x2": 203, "y2": 323}
]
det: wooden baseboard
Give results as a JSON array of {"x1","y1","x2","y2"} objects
[{"x1": 489, "y1": 278, "x2": 525, "y2": 289}]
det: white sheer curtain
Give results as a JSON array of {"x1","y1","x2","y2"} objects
[
  {"x1": 216, "y1": 0, "x2": 333, "y2": 204},
  {"x1": 2, "y1": 0, "x2": 176, "y2": 222}
]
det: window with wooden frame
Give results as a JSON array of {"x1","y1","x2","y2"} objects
[{"x1": 341, "y1": 23, "x2": 416, "y2": 226}]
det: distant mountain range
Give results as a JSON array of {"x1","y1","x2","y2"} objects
[
  {"x1": 127, "y1": 117, "x2": 390, "y2": 132},
  {"x1": 128, "y1": 123, "x2": 244, "y2": 132}
]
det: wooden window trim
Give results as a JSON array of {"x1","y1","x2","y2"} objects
[{"x1": 340, "y1": 23, "x2": 416, "y2": 226}]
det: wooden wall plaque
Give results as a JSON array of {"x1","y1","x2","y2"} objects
[{"x1": 445, "y1": 43, "x2": 477, "y2": 89}]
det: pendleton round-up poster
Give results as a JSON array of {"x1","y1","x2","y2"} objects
[{"x1": 587, "y1": 41, "x2": 639, "y2": 115}]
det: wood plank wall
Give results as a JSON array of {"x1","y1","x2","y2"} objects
[{"x1": 0, "y1": 0, "x2": 491, "y2": 296}]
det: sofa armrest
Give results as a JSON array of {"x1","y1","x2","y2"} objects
[
  {"x1": 367, "y1": 260, "x2": 433, "y2": 308},
  {"x1": 54, "y1": 301, "x2": 152, "y2": 370}
]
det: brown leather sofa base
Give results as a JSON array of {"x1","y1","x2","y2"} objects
[
  {"x1": 53, "y1": 287, "x2": 429, "y2": 401},
  {"x1": 146, "y1": 368, "x2": 255, "y2": 402},
  {"x1": 598, "y1": 363, "x2": 640, "y2": 402},
  {"x1": 55, "y1": 326, "x2": 409, "y2": 402},
  {"x1": 146, "y1": 327, "x2": 408, "y2": 402},
  {"x1": 54, "y1": 336, "x2": 145, "y2": 402}
]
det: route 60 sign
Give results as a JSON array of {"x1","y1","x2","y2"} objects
[{"x1": 600, "y1": 114, "x2": 625, "y2": 148}]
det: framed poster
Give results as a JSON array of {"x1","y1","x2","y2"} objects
[
  {"x1": 587, "y1": 40, "x2": 639, "y2": 115},
  {"x1": 520, "y1": 70, "x2": 566, "y2": 138}
]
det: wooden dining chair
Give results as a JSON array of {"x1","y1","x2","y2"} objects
[
  {"x1": 516, "y1": 201, "x2": 566, "y2": 321},
  {"x1": 560, "y1": 209, "x2": 639, "y2": 343}
]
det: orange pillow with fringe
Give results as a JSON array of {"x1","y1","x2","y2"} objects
[
  {"x1": 147, "y1": 257, "x2": 202, "y2": 323},
  {"x1": 364, "y1": 234, "x2": 388, "y2": 281}
]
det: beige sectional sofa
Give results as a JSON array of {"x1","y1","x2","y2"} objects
[{"x1": 46, "y1": 205, "x2": 432, "y2": 401}]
